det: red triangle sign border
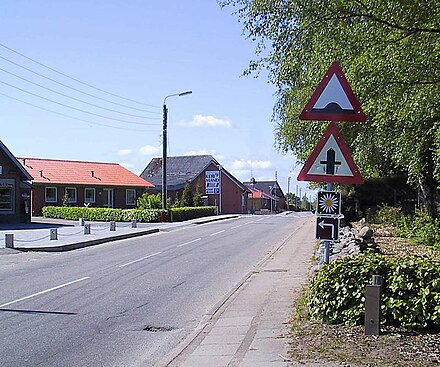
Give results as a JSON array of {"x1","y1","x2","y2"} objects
[
  {"x1": 300, "y1": 62, "x2": 367, "y2": 122},
  {"x1": 297, "y1": 122, "x2": 364, "y2": 184}
]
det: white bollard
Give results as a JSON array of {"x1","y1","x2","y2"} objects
[
  {"x1": 110, "y1": 221, "x2": 116, "y2": 231},
  {"x1": 131, "y1": 219, "x2": 137, "y2": 228},
  {"x1": 79, "y1": 218, "x2": 85, "y2": 226}
]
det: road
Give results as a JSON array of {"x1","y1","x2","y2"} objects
[{"x1": 0, "y1": 213, "x2": 311, "y2": 367}]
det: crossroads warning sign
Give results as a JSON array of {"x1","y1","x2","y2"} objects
[
  {"x1": 297, "y1": 123, "x2": 364, "y2": 184},
  {"x1": 300, "y1": 62, "x2": 367, "y2": 122}
]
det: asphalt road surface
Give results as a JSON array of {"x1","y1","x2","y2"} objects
[{"x1": 0, "y1": 213, "x2": 311, "y2": 367}]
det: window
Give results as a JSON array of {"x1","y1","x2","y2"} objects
[
  {"x1": 126, "y1": 189, "x2": 136, "y2": 205},
  {"x1": 84, "y1": 188, "x2": 95, "y2": 204},
  {"x1": 45, "y1": 187, "x2": 57, "y2": 203},
  {"x1": 65, "y1": 187, "x2": 77, "y2": 203},
  {"x1": 0, "y1": 187, "x2": 12, "y2": 210}
]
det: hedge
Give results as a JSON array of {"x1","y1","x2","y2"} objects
[
  {"x1": 42, "y1": 206, "x2": 163, "y2": 222},
  {"x1": 170, "y1": 206, "x2": 216, "y2": 221},
  {"x1": 308, "y1": 253, "x2": 440, "y2": 329},
  {"x1": 42, "y1": 206, "x2": 217, "y2": 223}
]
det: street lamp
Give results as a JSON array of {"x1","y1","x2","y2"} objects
[{"x1": 162, "y1": 90, "x2": 192, "y2": 210}]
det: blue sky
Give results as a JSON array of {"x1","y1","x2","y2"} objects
[{"x1": 0, "y1": 0, "x2": 313, "y2": 199}]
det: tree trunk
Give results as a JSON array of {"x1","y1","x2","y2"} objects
[{"x1": 418, "y1": 149, "x2": 439, "y2": 219}]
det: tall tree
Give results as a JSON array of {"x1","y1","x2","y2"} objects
[{"x1": 220, "y1": 0, "x2": 440, "y2": 218}]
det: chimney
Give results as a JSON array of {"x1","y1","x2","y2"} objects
[
  {"x1": 91, "y1": 170, "x2": 95, "y2": 178},
  {"x1": 40, "y1": 170, "x2": 43, "y2": 177}
]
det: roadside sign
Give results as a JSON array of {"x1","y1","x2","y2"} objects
[
  {"x1": 300, "y1": 62, "x2": 367, "y2": 122},
  {"x1": 297, "y1": 122, "x2": 364, "y2": 184},
  {"x1": 316, "y1": 216, "x2": 340, "y2": 241},
  {"x1": 316, "y1": 191, "x2": 341, "y2": 216}
]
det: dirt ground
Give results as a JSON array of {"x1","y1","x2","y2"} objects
[{"x1": 288, "y1": 225, "x2": 440, "y2": 367}]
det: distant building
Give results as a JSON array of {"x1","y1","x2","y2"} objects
[
  {"x1": 244, "y1": 180, "x2": 286, "y2": 212},
  {"x1": 140, "y1": 155, "x2": 250, "y2": 214},
  {"x1": 18, "y1": 158, "x2": 154, "y2": 216},
  {"x1": 0, "y1": 141, "x2": 33, "y2": 223}
]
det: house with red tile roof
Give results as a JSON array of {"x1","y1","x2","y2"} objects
[
  {"x1": 0, "y1": 141, "x2": 33, "y2": 223},
  {"x1": 18, "y1": 158, "x2": 154, "y2": 216}
]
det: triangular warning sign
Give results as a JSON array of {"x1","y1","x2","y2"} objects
[
  {"x1": 298, "y1": 123, "x2": 364, "y2": 184},
  {"x1": 300, "y1": 62, "x2": 367, "y2": 122}
]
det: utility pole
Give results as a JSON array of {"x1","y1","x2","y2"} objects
[{"x1": 162, "y1": 91, "x2": 192, "y2": 210}]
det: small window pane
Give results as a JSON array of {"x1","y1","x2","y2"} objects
[
  {"x1": 126, "y1": 189, "x2": 136, "y2": 205},
  {"x1": 66, "y1": 188, "x2": 77, "y2": 203},
  {"x1": 85, "y1": 188, "x2": 95, "y2": 203},
  {"x1": 0, "y1": 187, "x2": 12, "y2": 210},
  {"x1": 45, "y1": 187, "x2": 57, "y2": 203}
]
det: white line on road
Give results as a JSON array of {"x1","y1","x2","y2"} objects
[
  {"x1": 255, "y1": 218, "x2": 265, "y2": 222},
  {"x1": 118, "y1": 252, "x2": 162, "y2": 268},
  {"x1": 244, "y1": 221, "x2": 254, "y2": 225},
  {"x1": 0, "y1": 277, "x2": 90, "y2": 309},
  {"x1": 230, "y1": 225, "x2": 242, "y2": 229},
  {"x1": 210, "y1": 230, "x2": 225, "y2": 236},
  {"x1": 176, "y1": 238, "x2": 201, "y2": 248}
]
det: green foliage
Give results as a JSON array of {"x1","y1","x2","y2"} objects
[
  {"x1": 397, "y1": 212, "x2": 440, "y2": 250},
  {"x1": 62, "y1": 192, "x2": 69, "y2": 207},
  {"x1": 308, "y1": 254, "x2": 440, "y2": 329},
  {"x1": 170, "y1": 206, "x2": 216, "y2": 222},
  {"x1": 180, "y1": 183, "x2": 194, "y2": 207},
  {"x1": 42, "y1": 206, "x2": 163, "y2": 222},
  {"x1": 193, "y1": 182, "x2": 204, "y2": 207},
  {"x1": 137, "y1": 192, "x2": 162, "y2": 210},
  {"x1": 372, "y1": 204, "x2": 404, "y2": 227},
  {"x1": 221, "y1": 0, "x2": 440, "y2": 218}
]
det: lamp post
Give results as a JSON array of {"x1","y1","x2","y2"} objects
[{"x1": 162, "y1": 91, "x2": 192, "y2": 210}]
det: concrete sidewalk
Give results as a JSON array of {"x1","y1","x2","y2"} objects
[
  {"x1": 159, "y1": 216, "x2": 329, "y2": 367},
  {"x1": 0, "y1": 215, "x2": 238, "y2": 253}
]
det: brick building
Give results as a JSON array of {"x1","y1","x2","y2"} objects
[
  {"x1": 140, "y1": 155, "x2": 250, "y2": 214},
  {"x1": 244, "y1": 180, "x2": 286, "y2": 212},
  {"x1": 0, "y1": 141, "x2": 33, "y2": 223},
  {"x1": 18, "y1": 158, "x2": 154, "y2": 216}
]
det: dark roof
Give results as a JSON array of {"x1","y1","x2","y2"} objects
[
  {"x1": 140, "y1": 155, "x2": 216, "y2": 189},
  {"x1": 244, "y1": 180, "x2": 285, "y2": 199},
  {"x1": 0, "y1": 141, "x2": 33, "y2": 181},
  {"x1": 141, "y1": 155, "x2": 250, "y2": 192}
]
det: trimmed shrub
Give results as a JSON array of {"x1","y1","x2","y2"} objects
[
  {"x1": 42, "y1": 206, "x2": 163, "y2": 223},
  {"x1": 308, "y1": 254, "x2": 440, "y2": 329},
  {"x1": 170, "y1": 206, "x2": 216, "y2": 222}
]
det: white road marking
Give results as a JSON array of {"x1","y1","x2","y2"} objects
[
  {"x1": 0, "y1": 277, "x2": 90, "y2": 309},
  {"x1": 244, "y1": 221, "x2": 254, "y2": 225},
  {"x1": 177, "y1": 238, "x2": 201, "y2": 248},
  {"x1": 118, "y1": 252, "x2": 162, "y2": 268},
  {"x1": 231, "y1": 225, "x2": 242, "y2": 229},
  {"x1": 255, "y1": 218, "x2": 265, "y2": 222},
  {"x1": 210, "y1": 230, "x2": 226, "y2": 236}
]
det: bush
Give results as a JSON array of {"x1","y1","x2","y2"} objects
[
  {"x1": 42, "y1": 206, "x2": 163, "y2": 223},
  {"x1": 308, "y1": 254, "x2": 440, "y2": 329},
  {"x1": 372, "y1": 204, "x2": 403, "y2": 226},
  {"x1": 397, "y1": 212, "x2": 440, "y2": 250},
  {"x1": 137, "y1": 192, "x2": 162, "y2": 210},
  {"x1": 170, "y1": 206, "x2": 216, "y2": 221}
]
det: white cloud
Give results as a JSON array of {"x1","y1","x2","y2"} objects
[
  {"x1": 118, "y1": 149, "x2": 132, "y2": 156},
  {"x1": 177, "y1": 114, "x2": 231, "y2": 128},
  {"x1": 140, "y1": 145, "x2": 160, "y2": 156},
  {"x1": 120, "y1": 162, "x2": 134, "y2": 169},
  {"x1": 232, "y1": 159, "x2": 272, "y2": 171}
]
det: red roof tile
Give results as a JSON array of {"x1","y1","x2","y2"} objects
[{"x1": 17, "y1": 158, "x2": 154, "y2": 188}]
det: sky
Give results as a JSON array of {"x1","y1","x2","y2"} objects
[{"x1": 0, "y1": 0, "x2": 314, "y2": 199}]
